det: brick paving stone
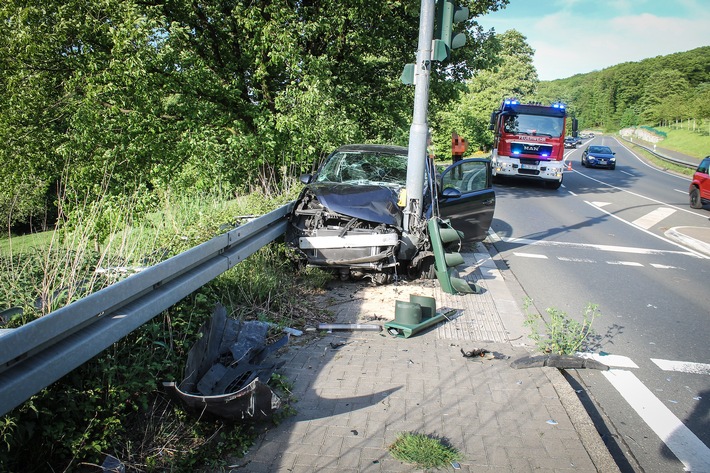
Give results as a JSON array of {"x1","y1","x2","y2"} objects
[{"x1": 237, "y1": 246, "x2": 617, "y2": 472}]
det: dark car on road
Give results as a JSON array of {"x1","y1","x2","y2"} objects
[
  {"x1": 285, "y1": 144, "x2": 496, "y2": 283},
  {"x1": 564, "y1": 136, "x2": 580, "y2": 149},
  {"x1": 690, "y1": 156, "x2": 710, "y2": 209},
  {"x1": 582, "y1": 145, "x2": 616, "y2": 169}
]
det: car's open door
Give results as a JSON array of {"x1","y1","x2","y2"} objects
[{"x1": 437, "y1": 158, "x2": 496, "y2": 243}]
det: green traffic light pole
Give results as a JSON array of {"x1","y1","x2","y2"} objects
[{"x1": 402, "y1": 0, "x2": 436, "y2": 254}]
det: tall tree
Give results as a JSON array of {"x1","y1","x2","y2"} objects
[
  {"x1": 1, "y1": 0, "x2": 509, "y2": 231},
  {"x1": 434, "y1": 29, "x2": 537, "y2": 154}
]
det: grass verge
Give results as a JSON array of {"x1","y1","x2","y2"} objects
[
  {"x1": 0, "y1": 187, "x2": 332, "y2": 473},
  {"x1": 388, "y1": 432, "x2": 462, "y2": 470}
]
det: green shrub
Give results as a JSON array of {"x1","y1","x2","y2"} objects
[{"x1": 523, "y1": 299, "x2": 602, "y2": 355}]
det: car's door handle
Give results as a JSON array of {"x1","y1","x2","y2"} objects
[{"x1": 483, "y1": 198, "x2": 495, "y2": 206}]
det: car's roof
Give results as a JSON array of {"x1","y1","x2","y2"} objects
[{"x1": 333, "y1": 144, "x2": 408, "y2": 154}]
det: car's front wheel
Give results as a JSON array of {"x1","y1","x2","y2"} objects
[
  {"x1": 581, "y1": 158, "x2": 586, "y2": 167},
  {"x1": 545, "y1": 178, "x2": 562, "y2": 190},
  {"x1": 690, "y1": 187, "x2": 703, "y2": 209}
]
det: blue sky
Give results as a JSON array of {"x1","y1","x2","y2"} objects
[{"x1": 478, "y1": 0, "x2": 710, "y2": 81}]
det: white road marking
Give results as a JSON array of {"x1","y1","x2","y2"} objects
[
  {"x1": 576, "y1": 170, "x2": 701, "y2": 218},
  {"x1": 497, "y1": 236, "x2": 697, "y2": 257},
  {"x1": 620, "y1": 170, "x2": 635, "y2": 176},
  {"x1": 632, "y1": 207, "x2": 677, "y2": 229},
  {"x1": 577, "y1": 352, "x2": 639, "y2": 368},
  {"x1": 591, "y1": 201, "x2": 611, "y2": 208},
  {"x1": 602, "y1": 369, "x2": 710, "y2": 472},
  {"x1": 586, "y1": 201, "x2": 708, "y2": 259},
  {"x1": 651, "y1": 359, "x2": 710, "y2": 376},
  {"x1": 607, "y1": 261, "x2": 644, "y2": 267},
  {"x1": 674, "y1": 189, "x2": 688, "y2": 194},
  {"x1": 512, "y1": 252, "x2": 548, "y2": 259},
  {"x1": 557, "y1": 256, "x2": 596, "y2": 263},
  {"x1": 650, "y1": 263, "x2": 684, "y2": 270}
]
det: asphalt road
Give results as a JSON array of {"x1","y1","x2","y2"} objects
[{"x1": 489, "y1": 136, "x2": 710, "y2": 473}]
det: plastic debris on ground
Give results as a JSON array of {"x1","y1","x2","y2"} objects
[{"x1": 163, "y1": 304, "x2": 288, "y2": 421}]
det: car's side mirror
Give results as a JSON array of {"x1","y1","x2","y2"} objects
[
  {"x1": 440, "y1": 187, "x2": 462, "y2": 199},
  {"x1": 299, "y1": 174, "x2": 313, "y2": 184}
]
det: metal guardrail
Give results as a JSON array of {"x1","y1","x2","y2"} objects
[
  {"x1": 619, "y1": 136, "x2": 699, "y2": 169},
  {"x1": 0, "y1": 202, "x2": 293, "y2": 417}
]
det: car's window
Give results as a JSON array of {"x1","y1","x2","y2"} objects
[
  {"x1": 589, "y1": 146, "x2": 612, "y2": 154},
  {"x1": 441, "y1": 161, "x2": 489, "y2": 193},
  {"x1": 503, "y1": 114, "x2": 564, "y2": 137},
  {"x1": 697, "y1": 158, "x2": 710, "y2": 174},
  {"x1": 316, "y1": 151, "x2": 409, "y2": 185}
]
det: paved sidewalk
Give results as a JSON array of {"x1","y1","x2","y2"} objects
[{"x1": 239, "y1": 243, "x2": 619, "y2": 472}]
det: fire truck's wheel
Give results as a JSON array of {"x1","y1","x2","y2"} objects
[{"x1": 546, "y1": 179, "x2": 562, "y2": 190}]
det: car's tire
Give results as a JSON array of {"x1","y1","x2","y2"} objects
[
  {"x1": 690, "y1": 187, "x2": 703, "y2": 209},
  {"x1": 418, "y1": 256, "x2": 437, "y2": 280},
  {"x1": 545, "y1": 178, "x2": 562, "y2": 190},
  {"x1": 370, "y1": 271, "x2": 393, "y2": 285},
  {"x1": 581, "y1": 158, "x2": 586, "y2": 167},
  {"x1": 610, "y1": 164, "x2": 616, "y2": 170}
]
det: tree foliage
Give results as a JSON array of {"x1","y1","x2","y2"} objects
[
  {"x1": 537, "y1": 46, "x2": 710, "y2": 131},
  {"x1": 0, "y1": 0, "x2": 509, "y2": 232},
  {"x1": 433, "y1": 29, "x2": 537, "y2": 154}
]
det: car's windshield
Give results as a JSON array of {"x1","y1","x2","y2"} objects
[
  {"x1": 503, "y1": 114, "x2": 564, "y2": 137},
  {"x1": 316, "y1": 150, "x2": 409, "y2": 186},
  {"x1": 589, "y1": 146, "x2": 612, "y2": 154}
]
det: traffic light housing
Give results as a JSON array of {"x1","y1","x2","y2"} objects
[
  {"x1": 427, "y1": 217, "x2": 481, "y2": 294},
  {"x1": 433, "y1": 0, "x2": 470, "y2": 61}
]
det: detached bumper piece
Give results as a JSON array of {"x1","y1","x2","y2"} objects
[{"x1": 163, "y1": 304, "x2": 288, "y2": 421}]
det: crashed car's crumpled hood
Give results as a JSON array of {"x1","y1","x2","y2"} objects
[{"x1": 307, "y1": 182, "x2": 403, "y2": 227}]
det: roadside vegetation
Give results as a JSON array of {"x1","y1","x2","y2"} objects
[
  {"x1": 0, "y1": 185, "x2": 334, "y2": 472},
  {"x1": 388, "y1": 432, "x2": 462, "y2": 470},
  {"x1": 654, "y1": 127, "x2": 710, "y2": 159},
  {"x1": 523, "y1": 299, "x2": 602, "y2": 355}
]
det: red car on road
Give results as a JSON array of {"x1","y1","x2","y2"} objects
[{"x1": 690, "y1": 156, "x2": 710, "y2": 209}]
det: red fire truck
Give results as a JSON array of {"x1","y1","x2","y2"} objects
[{"x1": 489, "y1": 99, "x2": 574, "y2": 189}]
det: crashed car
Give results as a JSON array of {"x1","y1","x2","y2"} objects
[{"x1": 285, "y1": 144, "x2": 495, "y2": 283}]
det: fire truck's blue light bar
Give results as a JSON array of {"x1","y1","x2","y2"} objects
[
  {"x1": 504, "y1": 99, "x2": 519, "y2": 105},
  {"x1": 552, "y1": 102, "x2": 566, "y2": 109}
]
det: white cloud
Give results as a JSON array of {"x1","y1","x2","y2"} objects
[{"x1": 528, "y1": 12, "x2": 710, "y2": 80}]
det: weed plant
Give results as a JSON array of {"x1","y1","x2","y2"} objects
[
  {"x1": 388, "y1": 432, "x2": 462, "y2": 470},
  {"x1": 0, "y1": 182, "x2": 331, "y2": 473},
  {"x1": 523, "y1": 298, "x2": 602, "y2": 355}
]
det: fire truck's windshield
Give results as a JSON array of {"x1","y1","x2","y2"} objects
[{"x1": 503, "y1": 114, "x2": 564, "y2": 137}]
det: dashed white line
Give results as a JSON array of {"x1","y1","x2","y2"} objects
[
  {"x1": 512, "y1": 252, "x2": 548, "y2": 259},
  {"x1": 557, "y1": 257, "x2": 596, "y2": 263},
  {"x1": 651, "y1": 359, "x2": 710, "y2": 376},
  {"x1": 607, "y1": 261, "x2": 644, "y2": 267},
  {"x1": 650, "y1": 263, "x2": 684, "y2": 270},
  {"x1": 602, "y1": 369, "x2": 710, "y2": 472}
]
